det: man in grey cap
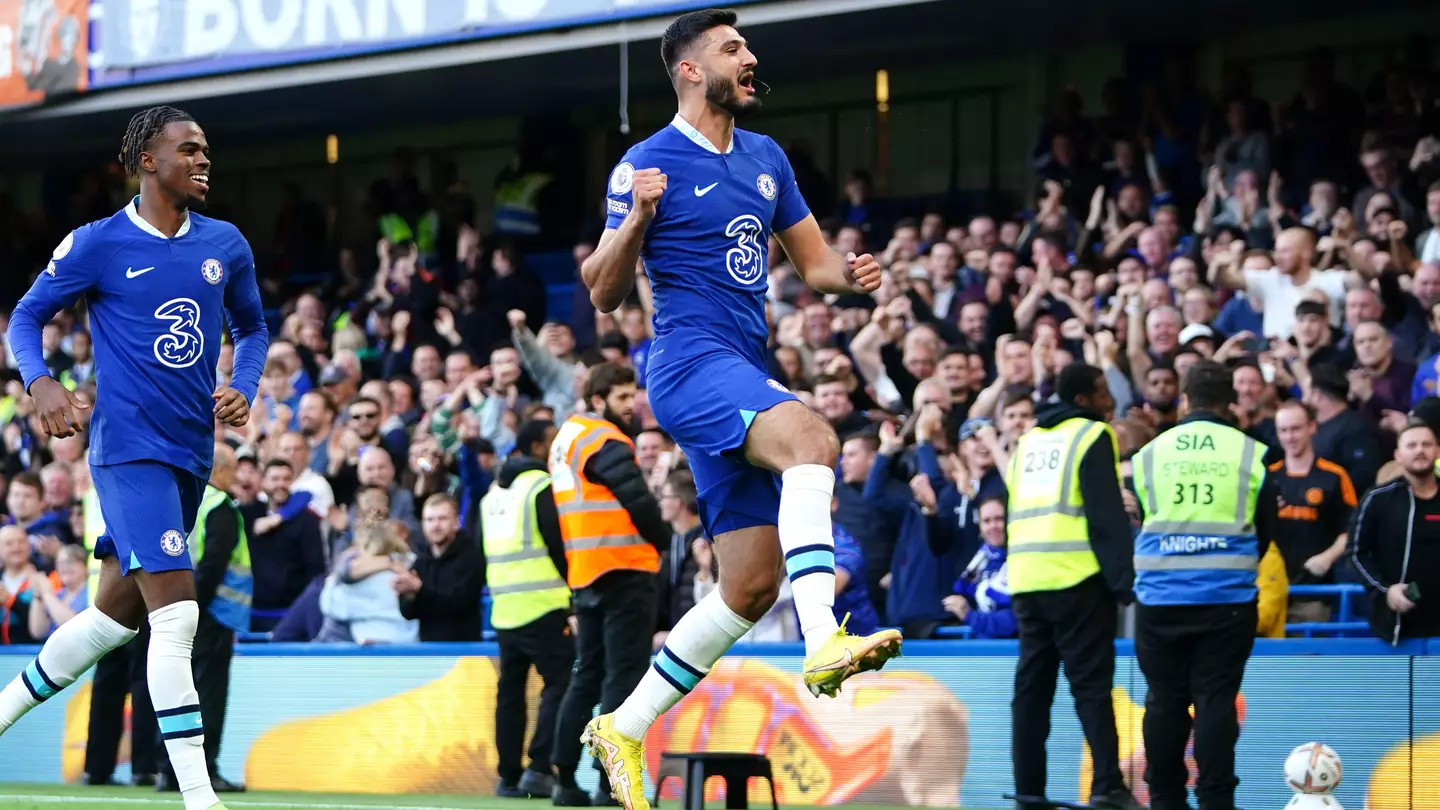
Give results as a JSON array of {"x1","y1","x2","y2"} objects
[{"x1": 318, "y1": 364, "x2": 356, "y2": 407}]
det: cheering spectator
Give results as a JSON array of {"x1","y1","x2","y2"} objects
[
  {"x1": 276, "y1": 431, "x2": 335, "y2": 519},
  {"x1": 942, "y1": 497, "x2": 1015, "y2": 639},
  {"x1": 0, "y1": 525, "x2": 43, "y2": 645},
  {"x1": 396, "y1": 494, "x2": 485, "y2": 642},
  {"x1": 4, "y1": 472, "x2": 73, "y2": 571},
  {"x1": 26, "y1": 544, "x2": 87, "y2": 641},
  {"x1": 1349, "y1": 321, "x2": 1415, "y2": 436},
  {"x1": 249, "y1": 460, "x2": 327, "y2": 633},
  {"x1": 318, "y1": 521, "x2": 419, "y2": 644},
  {"x1": 1213, "y1": 228, "x2": 1355, "y2": 340},
  {"x1": 355, "y1": 447, "x2": 419, "y2": 542}
]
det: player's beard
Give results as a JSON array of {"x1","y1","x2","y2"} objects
[
  {"x1": 706, "y1": 72, "x2": 761, "y2": 118},
  {"x1": 603, "y1": 407, "x2": 638, "y2": 437}
]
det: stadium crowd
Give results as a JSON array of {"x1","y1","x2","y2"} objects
[{"x1": 2, "y1": 45, "x2": 1440, "y2": 647}]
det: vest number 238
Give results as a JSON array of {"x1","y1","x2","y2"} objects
[
  {"x1": 1023, "y1": 449, "x2": 1061, "y2": 473},
  {"x1": 1172, "y1": 482, "x2": 1215, "y2": 505}
]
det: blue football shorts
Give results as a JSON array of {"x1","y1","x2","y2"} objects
[
  {"x1": 91, "y1": 460, "x2": 206, "y2": 575},
  {"x1": 646, "y1": 343, "x2": 797, "y2": 537}
]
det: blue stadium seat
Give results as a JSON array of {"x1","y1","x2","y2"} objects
[{"x1": 930, "y1": 625, "x2": 975, "y2": 639}]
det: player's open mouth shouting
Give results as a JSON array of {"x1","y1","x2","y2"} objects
[{"x1": 738, "y1": 70, "x2": 757, "y2": 96}]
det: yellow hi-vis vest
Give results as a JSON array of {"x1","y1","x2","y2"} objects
[
  {"x1": 481, "y1": 468, "x2": 570, "y2": 630},
  {"x1": 188, "y1": 485, "x2": 254, "y2": 633},
  {"x1": 82, "y1": 487, "x2": 104, "y2": 605},
  {"x1": 493, "y1": 173, "x2": 553, "y2": 236},
  {"x1": 1005, "y1": 417, "x2": 1114, "y2": 594}
]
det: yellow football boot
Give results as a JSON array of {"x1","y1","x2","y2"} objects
[
  {"x1": 802, "y1": 613, "x2": 903, "y2": 698},
  {"x1": 581, "y1": 714, "x2": 650, "y2": 810}
]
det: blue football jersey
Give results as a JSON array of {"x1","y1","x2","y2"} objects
[
  {"x1": 9, "y1": 199, "x2": 269, "y2": 479},
  {"x1": 604, "y1": 114, "x2": 811, "y2": 368}
]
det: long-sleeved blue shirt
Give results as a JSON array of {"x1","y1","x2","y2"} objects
[
  {"x1": 867, "y1": 451, "x2": 966, "y2": 626},
  {"x1": 914, "y1": 442, "x2": 1007, "y2": 561},
  {"x1": 832, "y1": 524, "x2": 879, "y2": 636},
  {"x1": 8, "y1": 200, "x2": 268, "y2": 479}
]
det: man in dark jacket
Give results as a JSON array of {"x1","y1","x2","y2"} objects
[
  {"x1": 834, "y1": 430, "x2": 908, "y2": 625},
  {"x1": 1351, "y1": 419, "x2": 1440, "y2": 643},
  {"x1": 655, "y1": 468, "x2": 707, "y2": 649},
  {"x1": 1306, "y1": 363, "x2": 1384, "y2": 495},
  {"x1": 249, "y1": 460, "x2": 326, "y2": 633},
  {"x1": 550, "y1": 363, "x2": 670, "y2": 806},
  {"x1": 477, "y1": 420, "x2": 573, "y2": 799},
  {"x1": 1005, "y1": 363, "x2": 1141, "y2": 810},
  {"x1": 396, "y1": 493, "x2": 485, "y2": 642}
]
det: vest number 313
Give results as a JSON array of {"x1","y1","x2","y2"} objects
[{"x1": 1172, "y1": 482, "x2": 1215, "y2": 505}]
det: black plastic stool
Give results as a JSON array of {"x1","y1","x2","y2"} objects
[{"x1": 653, "y1": 752, "x2": 778, "y2": 810}]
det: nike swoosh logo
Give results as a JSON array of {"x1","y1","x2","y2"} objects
[
  {"x1": 126, "y1": 266, "x2": 156, "y2": 278},
  {"x1": 694, "y1": 182, "x2": 719, "y2": 197}
]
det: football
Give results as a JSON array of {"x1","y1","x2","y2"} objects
[
  {"x1": 1285, "y1": 742, "x2": 1343, "y2": 795},
  {"x1": 1284, "y1": 794, "x2": 1344, "y2": 809}
]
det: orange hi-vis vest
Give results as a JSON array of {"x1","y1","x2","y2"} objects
[{"x1": 548, "y1": 413, "x2": 661, "y2": 589}]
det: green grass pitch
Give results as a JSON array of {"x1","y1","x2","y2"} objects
[{"x1": 0, "y1": 785, "x2": 968, "y2": 810}]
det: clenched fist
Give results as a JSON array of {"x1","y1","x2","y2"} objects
[
  {"x1": 631, "y1": 168, "x2": 667, "y2": 221},
  {"x1": 845, "y1": 252, "x2": 882, "y2": 293}
]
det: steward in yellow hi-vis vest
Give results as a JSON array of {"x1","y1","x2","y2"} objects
[
  {"x1": 1128, "y1": 361, "x2": 1277, "y2": 810},
  {"x1": 1003, "y1": 363, "x2": 1140, "y2": 810},
  {"x1": 82, "y1": 486, "x2": 104, "y2": 605},
  {"x1": 479, "y1": 419, "x2": 577, "y2": 795}
]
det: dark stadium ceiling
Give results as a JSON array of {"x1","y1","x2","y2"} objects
[{"x1": 0, "y1": 0, "x2": 1419, "y2": 158}]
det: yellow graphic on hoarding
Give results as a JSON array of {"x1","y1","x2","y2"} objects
[
  {"x1": 61, "y1": 681, "x2": 90, "y2": 783},
  {"x1": 245, "y1": 657, "x2": 539, "y2": 794},
  {"x1": 1367, "y1": 736, "x2": 1440, "y2": 809}
]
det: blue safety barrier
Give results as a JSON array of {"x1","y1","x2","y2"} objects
[{"x1": 1284, "y1": 584, "x2": 1370, "y2": 638}]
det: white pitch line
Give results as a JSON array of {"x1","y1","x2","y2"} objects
[{"x1": 3, "y1": 796, "x2": 476, "y2": 810}]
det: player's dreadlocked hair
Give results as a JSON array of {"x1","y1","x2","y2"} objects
[{"x1": 118, "y1": 106, "x2": 194, "y2": 179}]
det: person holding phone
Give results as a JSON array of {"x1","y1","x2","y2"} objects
[{"x1": 1351, "y1": 418, "x2": 1440, "y2": 643}]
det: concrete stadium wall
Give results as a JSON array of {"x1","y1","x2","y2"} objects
[{"x1": 0, "y1": 639, "x2": 1434, "y2": 809}]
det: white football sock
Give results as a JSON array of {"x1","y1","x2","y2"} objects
[
  {"x1": 148, "y1": 601, "x2": 218, "y2": 810},
  {"x1": 0, "y1": 607, "x2": 136, "y2": 734},
  {"x1": 611, "y1": 589, "x2": 753, "y2": 740},
  {"x1": 780, "y1": 464, "x2": 841, "y2": 656}
]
